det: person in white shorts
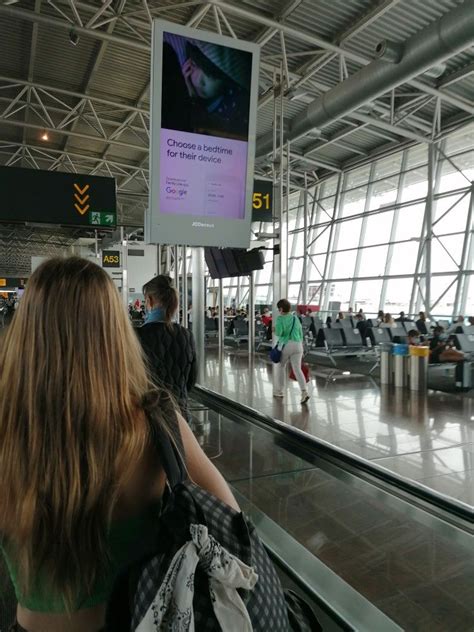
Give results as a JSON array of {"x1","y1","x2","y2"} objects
[{"x1": 273, "y1": 298, "x2": 309, "y2": 404}]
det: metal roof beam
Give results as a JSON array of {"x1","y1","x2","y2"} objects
[
  {"x1": 0, "y1": 76, "x2": 148, "y2": 114},
  {"x1": 437, "y1": 61, "x2": 474, "y2": 89},
  {"x1": 0, "y1": 141, "x2": 146, "y2": 174},
  {"x1": 348, "y1": 112, "x2": 429, "y2": 144},
  {"x1": 0, "y1": 4, "x2": 150, "y2": 51},
  {"x1": 0, "y1": 117, "x2": 148, "y2": 152},
  {"x1": 61, "y1": 0, "x2": 130, "y2": 155},
  {"x1": 256, "y1": 0, "x2": 474, "y2": 155},
  {"x1": 289, "y1": 150, "x2": 342, "y2": 172},
  {"x1": 0, "y1": 93, "x2": 148, "y2": 138}
]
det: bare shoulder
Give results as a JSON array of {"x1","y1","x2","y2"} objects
[{"x1": 114, "y1": 444, "x2": 166, "y2": 520}]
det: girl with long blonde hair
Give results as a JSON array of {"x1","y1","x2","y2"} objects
[{"x1": 0, "y1": 257, "x2": 237, "y2": 632}]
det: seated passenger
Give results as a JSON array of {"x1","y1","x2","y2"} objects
[
  {"x1": 0, "y1": 257, "x2": 238, "y2": 632},
  {"x1": 447, "y1": 315, "x2": 465, "y2": 334},
  {"x1": 261, "y1": 307, "x2": 272, "y2": 327},
  {"x1": 468, "y1": 316, "x2": 474, "y2": 327},
  {"x1": 381, "y1": 312, "x2": 396, "y2": 327},
  {"x1": 416, "y1": 311, "x2": 428, "y2": 334},
  {"x1": 395, "y1": 311, "x2": 412, "y2": 323},
  {"x1": 376, "y1": 309, "x2": 385, "y2": 325},
  {"x1": 429, "y1": 326, "x2": 465, "y2": 363},
  {"x1": 355, "y1": 313, "x2": 369, "y2": 339},
  {"x1": 336, "y1": 311, "x2": 345, "y2": 322},
  {"x1": 407, "y1": 329, "x2": 421, "y2": 345},
  {"x1": 137, "y1": 275, "x2": 197, "y2": 422}
]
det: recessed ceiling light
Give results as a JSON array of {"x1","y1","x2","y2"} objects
[{"x1": 41, "y1": 131, "x2": 49, "y2": 141}]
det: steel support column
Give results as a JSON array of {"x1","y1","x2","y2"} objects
[
  {"x1": 302, "y1": 175, "x2": 309, "y2": 305},
  {"x1": 182, "y1": 245, "x2": 188, "y2": 328},
  {"x1": 157, "y1": 244, "x2": 162, "y2": 275},
  {"x1": 425, "y1": 144, "x2": 435, "y2": 315},
  {"x1": 218, "y1": 278, "x2": 225, "y2": 351},
  {"x1": 380, "y1": 151, "x2": 408, "y2": 310},
  {"x1": 350, "y1": 162, "x2": 376, "y2": 308},
  {"x1": 120, "y1": 226, "x2": 128, "y2": 309},
  {"x1": 192, "y1": 247, "x2": 205, "y2": 382},
  {"x1": 320, "y1": 173, "x2": 345, "y2": 313},
  {"x1": 248, "y1": 272, "x2": 255, "y2": 354},
  {"x1": 453, "y1": 184, "x2": 474, "y2": 317}
]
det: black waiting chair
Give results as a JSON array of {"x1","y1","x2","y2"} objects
[{"x1": 370, "y1": 327, "x2": 392, "y2": 345}]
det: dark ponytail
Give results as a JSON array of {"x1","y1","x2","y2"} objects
[{"x1": 142, "y1": 275, "x2": 178, "y2": 325}]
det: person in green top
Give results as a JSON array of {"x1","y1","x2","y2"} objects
[{"x1": 273, "y1": 298, "x2": 310, "y2": 404}]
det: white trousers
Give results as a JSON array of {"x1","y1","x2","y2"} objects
[{"x1": 274, "y1": 341, "x2": 307, "y2": 393}]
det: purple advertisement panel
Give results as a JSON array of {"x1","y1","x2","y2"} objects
[
  {"x1": 148, "y1": 21, "x2": 259, "y2": 248},
  {"x1": 160, "y1": 31, "x2": 252, "y2": 221},
  {"x1": 160, "y1": 129, "x2": 247, "y2": 218}
]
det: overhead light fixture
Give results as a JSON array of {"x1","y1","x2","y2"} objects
[
  {"x1": 41, "y1": 131, "x2": 49, "y2": 141},
  {"x1": 69, "y1": 30, "x2": 79, "y2": 46}
]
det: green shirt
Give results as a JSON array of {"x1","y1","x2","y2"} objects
[
  {"x1": 1, "y1": 502, "x2": 161, "y2": 613},
  {"x1": 276, "y1": 313, "x2": 303, "y2": 345}
]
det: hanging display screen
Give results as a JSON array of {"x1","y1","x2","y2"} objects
[
  {"x1": 148, "y1": 20, "x2": 260, "y2": 248},
  {"x1": 0, "y1": 166, "x2": 116, "y2": 228}
]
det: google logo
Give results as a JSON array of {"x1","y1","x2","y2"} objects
[{"x1": 166, "y1": 187, "x2": 187, "y2": 197}]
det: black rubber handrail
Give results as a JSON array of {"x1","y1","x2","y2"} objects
[{"x1": 194, "y1": 385, "x2": 474, "y2": 532}]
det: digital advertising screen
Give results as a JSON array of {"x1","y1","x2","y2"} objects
[{"x1": 148, "y1": 20, "x2": 260, "y2": 248}]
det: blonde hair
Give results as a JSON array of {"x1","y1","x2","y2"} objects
[{"x1": 0, "y1": 257, "x2": 153, "y2": 609}]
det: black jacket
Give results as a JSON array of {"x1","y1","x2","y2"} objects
[{"x1": 137, "y1": 322, "x2": 197, "y2": 420}]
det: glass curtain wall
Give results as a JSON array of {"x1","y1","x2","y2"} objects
[{"x1": 211, "y1": 123, "x2": 474, "y2": 319}]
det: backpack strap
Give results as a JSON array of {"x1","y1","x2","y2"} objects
[
  {"x1": 141, "y1": 390, "x2": 187, "y2": 489},
  {"x1": 289, "y1": 315, "x2": 296, "y2": 337}
]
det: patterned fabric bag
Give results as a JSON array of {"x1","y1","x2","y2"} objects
[{"x1": 106, "y1": 396, "x2": 321, "y2": 631}]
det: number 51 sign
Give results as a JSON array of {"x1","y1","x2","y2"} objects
[{"x1": 252, "y1": 180, "x2": 273, "y2": 222}]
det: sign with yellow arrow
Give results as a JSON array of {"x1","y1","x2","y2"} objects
[
  {"x1": 0, "y1": 166, "x2": 116, "y2": 228},
  {"x1": 74, "y1": 183, "x2": 90, "y2": 215}
]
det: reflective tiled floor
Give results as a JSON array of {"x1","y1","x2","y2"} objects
[
  {"x1": 202, "y1": 348, "x2": 474, "y2": 507},
  {"x1": 192, "y1": 404, "x2": 474, "y2": 631}
]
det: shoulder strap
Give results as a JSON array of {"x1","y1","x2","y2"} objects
[
  {"x1": 289, "y1": 315, "x2": 296, "y2": 336},
  {"x1": 142, "y1": 391, "x2": 187, "y2": 489}
]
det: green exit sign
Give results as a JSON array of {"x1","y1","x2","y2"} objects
[{"x1": 89, "y1": 211, "x2": 116, "y2": 226}]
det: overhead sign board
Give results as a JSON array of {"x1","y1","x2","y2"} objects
[
  {"x1": 252, "y1": 179, "x2": 273, "y2": 222},
  {"x1": 0, "y1": 166, "x2": 116, "y2": 228},
  {"x1": 147, "y1": 20, "x2": 260, "y2": 248},
  {"x1": 0, "y1": 277, "x2": 27, "y2": 288},
  {"x1": 102, "y1": 250, "x2": 121, "y2": 268}
]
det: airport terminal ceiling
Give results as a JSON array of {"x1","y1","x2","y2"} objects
[{"x1": 0, "y1": 0, "x2": 473, "y2": 312}]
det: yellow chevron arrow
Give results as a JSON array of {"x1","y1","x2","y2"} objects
[
  {"x1": 74, "y1": 183, "x2": 90, "y2": 195},
  {"x1": 74, "y1": 203, "x2": 90, "y2": 215},
  {"x1": 74, "y1": 193, "x2": 90, "y2": 205}
]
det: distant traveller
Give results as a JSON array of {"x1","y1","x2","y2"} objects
[
  {"x1": 416, "y1": 311, "x2": 428, "y2": 334},
  {"x1": 273, "y1": 298, "x2": 309, "y2": 404},
  {"x1": 137, "y1": 275, "x2": 197, "y2": 422}
]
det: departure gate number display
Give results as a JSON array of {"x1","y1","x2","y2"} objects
[
  {"x1": 252, "y1": 179, "x2": 273, "y2": 222},
  {"x1": 252, "y1": 192, "x2": 271, "y2": 211}
]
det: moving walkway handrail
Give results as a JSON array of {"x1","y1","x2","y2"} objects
[{"x1": 194, "y1": 385, "x2": 474, "y2": 532}]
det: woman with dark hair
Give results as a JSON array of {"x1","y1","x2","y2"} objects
[
  {"x1": 0, "y1": 258, "x2": 237, "y2": 632},
  {"x1": 137, "y1": 275, "x2": 197, "y2": 422}
]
